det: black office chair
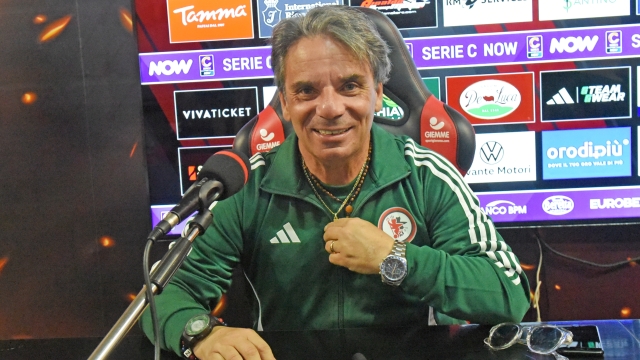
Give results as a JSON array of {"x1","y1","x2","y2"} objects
[{"x1": 233, "y1": 7, "x2": 475, "y2": 175}]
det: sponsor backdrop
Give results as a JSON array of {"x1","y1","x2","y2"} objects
[{"x1": 136, "y1": 2, "x2": 640, "y2": 231}]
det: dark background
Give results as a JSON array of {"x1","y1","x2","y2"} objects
[{"x1": 0, "y1": 0, "x2": 639, "y2": 344}]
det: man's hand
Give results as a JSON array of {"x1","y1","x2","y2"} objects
[
  {"x1": 323, "y1": 218, "x2": 394, "y2": 274},
  {"x1": 193, "y1": 326, "x2": 276, "y2": 360}
]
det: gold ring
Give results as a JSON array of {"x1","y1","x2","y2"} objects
[{"x1": 329, "y1": 240, "x2": 336, "y2": 253}]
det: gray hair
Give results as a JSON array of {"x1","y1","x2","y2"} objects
[{"x1": 270, "y1": 6, "x2": 391, "y2": 93}]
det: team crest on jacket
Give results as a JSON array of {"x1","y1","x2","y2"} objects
[{"x1": 378, "y1": 207, "x2": 416, "y2": 243}]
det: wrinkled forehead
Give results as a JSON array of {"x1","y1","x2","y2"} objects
[{"x1": 282, "y1": 34, "x2": 374, "y2": 83}]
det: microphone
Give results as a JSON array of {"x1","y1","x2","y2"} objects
[
  {"x1": 352, "y1": 353, "x2": 367, "y2": 360},
  {"x1": 148, "y1": 149, "x2": 251, "y2": 241}
]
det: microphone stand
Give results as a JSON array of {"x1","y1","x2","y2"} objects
[{"x1": 88, "y1": 182, "x2": 221, "y2": 360}]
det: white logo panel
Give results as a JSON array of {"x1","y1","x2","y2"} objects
[
  {"x1": 539, "y1": 0, "x2": 630, "y2": 21},
  {"x1": 443, "y1": 0, "x2": 532, "y2": 27},
  {"x1": 465, "y1": 131, "x2": 537, "y2": 184}
]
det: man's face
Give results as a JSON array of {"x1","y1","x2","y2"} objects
[{"x1": 279, "y1": 35, "x2": 383, "y2": 166}]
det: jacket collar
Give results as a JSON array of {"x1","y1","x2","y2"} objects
[{"x1": 260, "y1": 124, "x2": 411, "y2": 198}]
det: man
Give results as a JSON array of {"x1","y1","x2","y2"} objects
[{"x1": 141, "y1": 6, "x2": 530, "y2": 360}]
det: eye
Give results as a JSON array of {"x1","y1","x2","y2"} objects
[
  {"x1": 299, "y1": 87, "x2": 314, "y2": 95},
  {"x1": 343, "y1": 82, "x2": 359, "y2": 93}
]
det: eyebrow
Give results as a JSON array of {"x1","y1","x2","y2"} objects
[{"x1": 289, "y1": 74, "x2": 366, "y2": 90}]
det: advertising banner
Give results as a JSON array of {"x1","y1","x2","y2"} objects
[
  {"x1": 540, "y1": 66, "x2": 631, "y2": 122},
  {"x1": 174, "y1": 87, "x2": 258, "y2": 140},
  {"x1": 445, "y1": 72, "x2": 535, "y2": 126},
  {"x1": 465, "y1": 131, "x2": 537, "y2": 184},
  {"x1": 477, "y1": 185, "x2": 640, "y2": 223},
  {"x1": 443, "y1": 0, "x2": 532, "y2": 27},
  {"x1": 167, "y1": 0, "x2": 254, "y2": 43},
  {"x1": 541, "y1": 127, "x2": 632, "y2": 180}
]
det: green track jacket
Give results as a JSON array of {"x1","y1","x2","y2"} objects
[{"x1": 141, "y1": 124, "x2": 530, "y2": 355}]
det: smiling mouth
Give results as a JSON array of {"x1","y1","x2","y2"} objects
[{"x1": 315, "y1": 128, "x2": 349, "y2": 136}]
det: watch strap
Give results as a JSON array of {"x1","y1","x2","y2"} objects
[
  {"x1": 180, "y1": 314, "x2": 226, "y2": 360},
  {"x1": 380, "y1": 240, "x2": 408, "y2": 286},
  {"x1": 390, "y1": 240, "x2": 406, "y2": 257}
]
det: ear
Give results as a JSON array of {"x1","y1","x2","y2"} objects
[
  {"x1": 278, "y1": 90, "x2": 291, "y2": 122},
  {"x1": 374, "y1": 83, "x2": 383, "y2": 112}
]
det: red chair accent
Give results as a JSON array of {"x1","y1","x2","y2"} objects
[{"x1": 233, "y1": 7, "x2": 475, "y2": 175}]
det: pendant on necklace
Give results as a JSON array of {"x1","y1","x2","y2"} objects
[{"x1": 345, "y1": 205, "x2": 353, "y2": 217}]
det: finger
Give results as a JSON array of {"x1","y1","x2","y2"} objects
[
  {"x1": 328, "y1": 252, "x2": 347, "y2": 267},
  {"x1": 216, "y1": 345, "x2": 243, "y2": 360},
  {"x1": 323, "y1": 227, "x2": 340, "y2": 242},
  {"x1": 247, "y1": 333, "x2": 277, "y2": 360},
  {"x1": 234, "y1": 341, "x2": 263, "y2": 360},
  {"x1": 325, "y1": 240, "x2": 337, "y2": 254}
]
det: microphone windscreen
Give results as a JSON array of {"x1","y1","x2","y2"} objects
[
  {"x1": 198, "y1": 149, "x2": 251, "y2": 199},
  {"x1": 352, "y1": 353, "x2": 367, "y2": 360}
]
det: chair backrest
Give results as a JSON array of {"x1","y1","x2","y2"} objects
[{"x1": 233, "y1": 7, "x2": 475, "y2": 175}]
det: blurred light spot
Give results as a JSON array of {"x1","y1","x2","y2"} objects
[
  {"x1": 212, "y1": 294, "x2": 227, "y2": 317},
  {"x1": 0, "y1": 257, "x2": 8, "y2": 275},
  {"x1": 628, "y1": 257, "x2": 637, "y2": 267},
  {"x1": 21, "y1": 92, "x2": 37, "y2": 104},
  {"x1": 11, "y1": 334, "x2": 33, "y2": 340},
  {"x1": 100, "y1": 236, "x2": 116, "y2": 248},
  {"x1": 621, "y1": 307, "x2": 632, "y2": 318},
  {"x1": 119, "y1": 8, "x2": 133, "y2": 33},
  {"x1": 33, "y1": 15, "x2": 47, "y2": 24},
  {"x1": 520, "y1": 263, "x2": 536, "y2": 271},
  {"x1": 554, "y1": 284, "x2": 561, "y2": 291},
  {"x1": 130, "y1": 142, "x2": 138, "y2": 158},
  {"x1": 38, "y1": 15, "x2": 72, "y2": 43},
  {"x1": 127, "y1": 293, "x2": 137, "y2": 302}
]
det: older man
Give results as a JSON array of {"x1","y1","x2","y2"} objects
[{"x1": 141, "y1": 5, "x2": 530, "y2": 360}]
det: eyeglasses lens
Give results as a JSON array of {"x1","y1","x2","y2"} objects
[
  {"x1": 489, "y1": 324, "x2": 520, "y2": 348},
  {"x1": 529, "y1": 327, "x2": 563, "y2": 353}
]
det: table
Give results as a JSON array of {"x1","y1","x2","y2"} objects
[{"x1": 1, "y1": 319, "x2": 638, "y2": 359}]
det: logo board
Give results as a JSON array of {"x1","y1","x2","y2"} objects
[
  {"x1": 443, "y1": 0, "x2": 532, "y2": 27},
  {"x1": 540, "y1": 67, "x2": 631, "y2": 122},
  {"x1": 350, "y1": 0, "x2": 437, "y2": 30},
  {"x1": 541, "y1": 127, "x2": 632, "y2": 180},
  {"x1": 446, "y1": 72, "x2": 535, "y2": 126},
  {"x1": 464, "y1": 131, "x2": 537, "y2": 184},
  {"x1": 167, "y1": 0, "x2": 254, "y2": 43},
  {"x1": 258, "y1": 0, "x2": 343, "y2": 38},
  {"x1": 174, "y1": 87, "x2": 258, "y2": 140},
  {"x1": 539, "y1": 0, "x2": 630, "y2": 21},
  {"x1": 178, "y1": 146, "x2": 231, "y2": 195}
]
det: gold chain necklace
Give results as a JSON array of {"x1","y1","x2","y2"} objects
[{"x1": 302, "y1": 144, "x2": 371, "y2": 221}]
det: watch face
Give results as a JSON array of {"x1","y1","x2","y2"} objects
[
  {"x1": 381, "y1": 256, "x2": 407, "y2": 281},
  {"x1": 186, "y1": 314, "x2": 211, "y2": 336}
]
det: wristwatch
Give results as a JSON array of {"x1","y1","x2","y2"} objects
[
  {"x1": 379, "y1": 240, "x2": 407, "y2": 286},
  {"x1": 180, "y1": 313, "x2": 226, "y2": 360}
]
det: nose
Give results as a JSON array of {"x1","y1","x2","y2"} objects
[{"x1": 316, "y1": 87, "x2": 345, "y2": 120}]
